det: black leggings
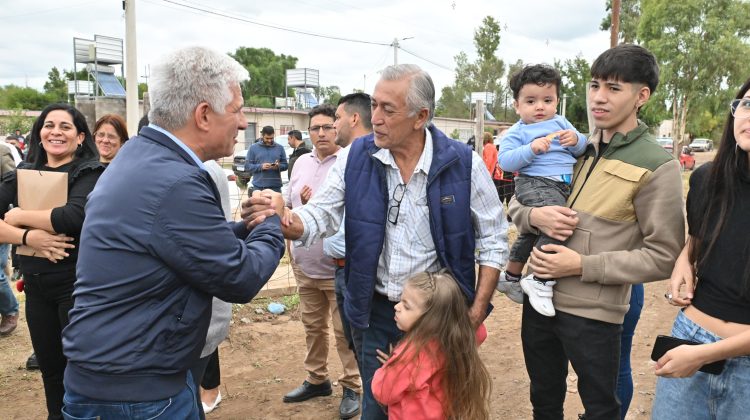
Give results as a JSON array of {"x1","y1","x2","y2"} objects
[
  {"x1": 201, "y1": 349, "x2": 221, "y2": 389},
  {"x1": 24, "y1": 269, "x2": 76, "y2": 420}
]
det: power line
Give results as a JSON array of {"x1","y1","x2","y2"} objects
[
  {"x1": 158, "y1": 0, "x2": 391, "y2": 46},
  {"x1": 398, "y1": 46, "x2": 453, "y2": 71}
]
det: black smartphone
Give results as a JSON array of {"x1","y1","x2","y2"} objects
[{"x1": 650, "y1": 335, "x2": 725, "y2": 375}]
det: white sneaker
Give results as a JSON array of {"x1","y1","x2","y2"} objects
[
  {"x1": 202, "y1": 390, "x2": 222, "y2": 414},
  {"x1": 520, "y1": 274, "x2": 556, "y2": 317},
  {"x1": 496, "y1": 271, "x2": 523, "y2": 304}
]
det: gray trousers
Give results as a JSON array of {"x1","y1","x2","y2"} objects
[{"x1": 508, "y1": 175, "x2": 571, "y2": 264}]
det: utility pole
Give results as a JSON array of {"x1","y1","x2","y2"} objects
[
  {"x1": 392, "y1": 38, "x2": 398, "y2": 65},
  {"x1": 561, "y1": 95, "x2": 567, "y2": 119},
  {"x1": 611, "y1": 0, "x2": 621, "y2": 48},
  {"x1": 475, "y1": 99, "x2": 485, "y2": 150},
  {"x1": 390, "y1": 37, "x2": 413, "y2": 66},
  {"x1": 125, "y1": 0, "x2": 139, "y2": 137}
]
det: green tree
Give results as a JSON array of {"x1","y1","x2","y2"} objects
[
  {"x1": 229, "y1": 47, "x2": 298, "y2": 107},
  {"x1": 0, "y1": 85, "x2": 50, "y2": 110},
  {"x1": 556, "y1": 55, "x2": 591, "y2": 133},
  {"x1": 44, "y1": 67, "x2": 69, "y2": 103},
  {"x1": 638, "y1": 0, "x2": 750, "y2": 150},
  {"x1": 0, "y1": 109, "x2": 34, "y2": 135},
  {"x1": 436, "y1": 16, "x2": 505, "y2": 119},
  {"x1": 316, "y1": 86, "x2": 342, "y2": 106},
  {"x1": 436, "y1": 52, "x2": 471, "y2": 118},
  {"x1": 600, "y1": 0, "x2": 641, "y2": 43}
]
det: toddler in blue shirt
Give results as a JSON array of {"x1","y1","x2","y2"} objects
[{"x1": 496, "y1": 64, "x2": 588, "y2": 317}]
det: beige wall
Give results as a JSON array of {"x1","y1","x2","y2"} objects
[
  {"x1": 74, "y1": 97, "x2": 147, "y2": 132},
  {"x1": 236, "y1": 108, "x2": 310, "y2": 151}
]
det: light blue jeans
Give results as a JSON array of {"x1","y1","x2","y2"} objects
[
  {"x1": 0, "y1": 243, "x2": 18, "y2": 316},
  {"x1": 652, "y1": 310, "x2": 750, "y2": 419}
]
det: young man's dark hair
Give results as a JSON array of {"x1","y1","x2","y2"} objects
[
  {"x1": 338, "y1": 93, "x2": 373, "y2": 130},
  {"x1": 308, "y1": 104, "x2": 336, "y2": 119},
  {"x1": 287, "y1": 129, "x2": 302, "y2": 141},
  {"x1": 591, "y1": 44, "x2": 659, "y2": 94},
  {"x1": 137, "y1": 115, "x2": 150, "y2": 134},
  {"x1": 261, "y1": 125, "x2": 275, "y2": 136},
  {"x1": 509, "y1": 64, "x2": 561, "y2": 100}
]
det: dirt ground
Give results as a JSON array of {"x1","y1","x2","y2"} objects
[{"x1": 0, "y1": 151, "x2": 716, "y2": 419}]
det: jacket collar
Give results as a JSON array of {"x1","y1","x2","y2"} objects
[
  {"x1": 590, "y1": 121, "x2": 650, "y2": 155},
  {"x1": 139, "y1": 126, "x2": 202, "y2": 168},
  {"x1": 363, "y1": 124, "x2": 462, "y2": 181}
]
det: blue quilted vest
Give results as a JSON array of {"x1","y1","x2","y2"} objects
[{"x1": 343, "y1": 125, "x2": 477, "y2": 329}]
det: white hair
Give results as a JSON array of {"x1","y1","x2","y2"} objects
[
  {"x1": 148, "y1": 46, "x2": 249, "y2": 131},
  {"x1": 380, "y1": 63, "x2": 435, "y2": 124}
]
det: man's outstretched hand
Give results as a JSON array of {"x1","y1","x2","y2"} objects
[{"x1": 241, "y1": 189, "x2": 284, "y2": 229}]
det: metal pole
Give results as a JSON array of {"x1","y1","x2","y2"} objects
[
  {"x1": 561, "y1": 95, "x2": 567, "y2": 118},
  {"x1": 393, "y1": 38, "x2": 398, "y2": 65},
  {"x1": 125, "y1": 0, "x2": 139, "y2": 136}
]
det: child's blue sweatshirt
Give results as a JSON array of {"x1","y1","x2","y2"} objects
[{"x1": 498, "y1": 115, "x2": 587, "y2": 177}]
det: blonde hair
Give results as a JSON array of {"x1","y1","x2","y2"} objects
[{"x1": 391, "y1": 270, "x2": 491, "y2": 419}]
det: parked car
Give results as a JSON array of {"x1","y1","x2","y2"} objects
[
  {"x1": 656, "y1": 137, "x2": 674, "y2": 152},
  {"x1": 233, "y1": 133, "x2": 312, "y2": 184},
  {"x1": 688, "y1": 138, "x2": 713, "y2": 152},
  {"x1": 679, "y1": 146, "x2": 696, "y2": 171},
  {"x1": 656, "y1": 138, "x2": 694, "y2": 170}
]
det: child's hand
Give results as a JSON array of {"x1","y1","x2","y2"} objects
[
  {"x1": 376, "y1": 344, "x2": 393, "y2": 365},
  {"x1": 531, "y1": 136, "x2": 552, "y2": 155},
  {"x1": 558, "y1": 129, "x2": 579, "y2": 147}
]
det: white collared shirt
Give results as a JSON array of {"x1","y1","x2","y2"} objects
[{"x1": 295, "y1": 127, "x2": 508, "y2": 301}]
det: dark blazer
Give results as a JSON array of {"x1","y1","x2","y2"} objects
[{"x1": 63, "y1": 126, "x2": 285, "y2": 402}]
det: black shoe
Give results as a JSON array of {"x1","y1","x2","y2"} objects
[
  {"x1": 26, "y1": 353, "x2": 39, "y2": 370},
  {"x1": 283, "y1": 380, "x2": 332, "y2": 403},
  {"x1": 339, "y1": 387, "x2": 360, "y2": 419}
]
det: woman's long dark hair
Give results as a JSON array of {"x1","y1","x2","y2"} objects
[
  {"x1": 25, "y1": 103, "x2": 99, "y2": 168},
  {"x1": 689, "y1": 77, "x2": 750, "y2": 297}
]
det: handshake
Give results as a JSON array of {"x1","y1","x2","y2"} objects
[{"x1": 241, "y1": 189, "x2": 286, "y2": 229}]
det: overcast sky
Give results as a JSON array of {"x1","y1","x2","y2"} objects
[{"x1": 0, "y1": 0, "x2": 611, "y2": 99}]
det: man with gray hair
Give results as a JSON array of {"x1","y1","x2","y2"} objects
[
  {"x1": 243, "y1": 64, "x2": 508, "y2": 419},
  {"x1": 62, "y1": 46, "x2": 285, "y2": 419}
]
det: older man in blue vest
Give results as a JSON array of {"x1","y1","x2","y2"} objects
[{"x1": 243, "y1": 64, "x2": 508, "y2": 420}]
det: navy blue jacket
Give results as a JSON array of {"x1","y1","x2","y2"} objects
[
  {"x1": 63, "y1": 127, "x2": 285, "y2": 402},
  {"x1": 343, "y1": 125, "x2": 478, "y2": 329}
]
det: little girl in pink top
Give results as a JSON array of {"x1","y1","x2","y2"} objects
[{"x1": 372, "y1": 270, "x2": 491, "y2": 419}]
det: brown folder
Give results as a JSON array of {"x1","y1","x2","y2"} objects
[{"x1": 16, "y1": 169, "x2": 68, "y2": 257}]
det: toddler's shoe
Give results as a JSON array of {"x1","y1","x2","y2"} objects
[
  {"x1": 520, "y1": 275, "x2": 556, "y2": 317},
  {"x1": 496, "y1": 271, "x2": 523, "y2": 304}
]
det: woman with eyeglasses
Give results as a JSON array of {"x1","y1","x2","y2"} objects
[
  {"x1": 93, "y1": 114, "x2": 129, "y2": 165},
  {"x1": 0, "y1": 103, "x2": 104, "y2": 419},
  {"x1": 651, "y1": 79, "x2": 750, "y2": 419}
]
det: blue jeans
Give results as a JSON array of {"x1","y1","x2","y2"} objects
[
  {"x1": 652, "y1": 310, "x2": 750, "y2": 420},
  {"x1": 352, "y1": 293, "x2": 402, "y2": 420},
  {"x1": 617, "y1": 284, "x2": 643, "y2": 419},
  {"x1": 62, "y1": 372, "x2": 200, "y2": 419},
  {"x1": 0, "y1": 243, "x2": 18, "y2": 315},
  {"x1": 334, "y1": 266, "x2": 361, "y2": 360}
]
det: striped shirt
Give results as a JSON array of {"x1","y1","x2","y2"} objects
[{"x1": 295, "y1": 128, "x2": 508, "y2": 301}]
